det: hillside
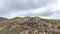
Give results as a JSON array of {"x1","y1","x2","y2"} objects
[{"x1": 0, "y1": 17, "x2": 60, "y2": 34}]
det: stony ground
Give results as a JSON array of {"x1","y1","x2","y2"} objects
[{"x1": 0, "y1": 17, "x2": 60, "y2": 34}]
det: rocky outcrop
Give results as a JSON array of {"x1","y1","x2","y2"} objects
[{"x1": 0, "y1": 17, "x2": 60, "y2": 34}]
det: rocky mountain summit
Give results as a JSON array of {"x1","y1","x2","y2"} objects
[{"x1": 0, "y1": 17, "x2": 60, "y2": 34}]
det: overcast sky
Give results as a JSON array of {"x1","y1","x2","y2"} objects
[{"x1": 0, "y1": 0, "x2": 60, "y2": 19}]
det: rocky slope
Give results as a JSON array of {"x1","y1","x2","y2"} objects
[{"x1": 0, "y1": 17, "x2": 60, "y2": 34}]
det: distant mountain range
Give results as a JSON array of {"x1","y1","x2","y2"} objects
[{"x1": 0, "y1": 17, "x2": 7, "y2": 20}]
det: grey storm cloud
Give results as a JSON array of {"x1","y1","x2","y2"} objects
[
  {"x1": 5, "y1": 0, "x2": 55, "y2": 10},
  {"x1": 0, "y1": 0, "x2": 54, "y2": 11},
  {"x1": 0, "y1": 0, "x2": 60, "y2": 19}
]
